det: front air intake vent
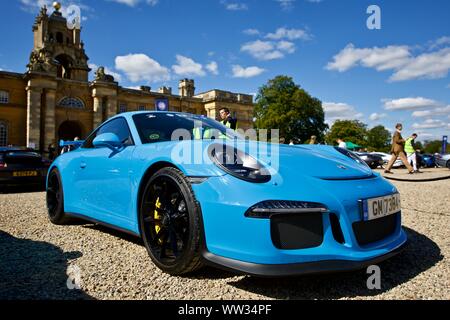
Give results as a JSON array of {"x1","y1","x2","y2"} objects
[
  {"x1": 245, "y1": 200, "x2": 328, "y2": 219},
  {"x1": 271, "y1": 213, "x2": 324, "y2": 250}
]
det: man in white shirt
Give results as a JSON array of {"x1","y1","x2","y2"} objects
[{"x1": 337, "y1": 138, "x2": 347, "y2": 149}]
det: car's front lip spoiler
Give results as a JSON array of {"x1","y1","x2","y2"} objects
[{"x1": 202, "y1": 241, "x2": 407, "y2": 277}]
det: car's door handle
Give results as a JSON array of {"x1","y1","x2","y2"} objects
[{"x1": 80, "y1": 162, "x2": 87, "y2": 169}]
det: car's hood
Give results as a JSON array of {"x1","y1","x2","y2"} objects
[
  {"x1": 136, "y1": 140, "x2": 373, "y2": 180},
  {"x1": 212, "y1": 141, "x2": 373, "y2": 180},
  {"x1": 262, "y1": 143, "x2": 373, "y2": 180}
]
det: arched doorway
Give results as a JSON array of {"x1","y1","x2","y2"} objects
[{"x1": 58, "y1": 121, "x2": 83, "y2": 142}]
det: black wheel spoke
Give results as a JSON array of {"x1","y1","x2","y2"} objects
[
  {"x1": 169, "y1": 229, "x2": 179, "y2": 257},
  {"x1": 150, "y1": 229, "x2": 166, "y2": 247},
  {"x1": 143, "y1": 215, "x2": 157, "y2": 223}
]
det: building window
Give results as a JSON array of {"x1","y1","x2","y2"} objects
[
  {"x1": 0, "y1": 91, "x2": 9, "y2": 104},
  {"x1": 56, "y1": 32, "x2": 64, "y2": 44},
  {"x1": 0, "y1": 121, "x2": 8, "y2": 147},
  {"x1": 138, "y1": 105, "x2": 146, "y2": 111},
  {"x1": 58, "y1": 97, "x2": 85, "y2": 109},
  {"x1": 119, "y1": 104, "x2": 127, "y2": 113}
]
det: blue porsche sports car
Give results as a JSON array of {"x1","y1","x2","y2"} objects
[{"x1": 46, "y1": 112, "x2": 407, "y2": 276}]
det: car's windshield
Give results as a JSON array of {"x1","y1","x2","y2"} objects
[{"x1": 133, "y1": 113, "x2": 242, "y2": 144}]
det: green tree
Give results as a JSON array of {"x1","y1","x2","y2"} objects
[
  {"x1": 414, "y1": 140, "x2": 424, "y2": 151},
  {"x1": 325, "y1": 120, "x2": 367, "y2": 147},
  {"x1": 423, "y1": 140, "x2": 449, "y2": 154},
  {"x1": 367, "y1": 125, "x2": 391, "y2": 152},
  {"x1": 254, "y1": 75, "x2": 328, "y2": 143}
]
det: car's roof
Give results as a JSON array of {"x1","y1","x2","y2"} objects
[{"x1": 111, "y1": 111, "x2": 204, "y2": 121}]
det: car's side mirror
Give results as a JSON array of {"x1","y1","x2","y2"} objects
[{"x1": 93, "y1": 133, "x2": 123, "y2": 150}]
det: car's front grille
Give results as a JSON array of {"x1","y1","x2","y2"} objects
[
  {"x1": 352, "y1": 213, "x2": 399, "y2": 246},
  {"x1": 270, "y1": 213, "x2": 324, "y2": 250}
]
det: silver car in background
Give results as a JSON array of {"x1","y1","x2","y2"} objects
[
  {"x1": 435, "y1": 154, "x2": 450, "y2": 169},
  {"x1": 370, "y1": 152, "x2": 403, "y2": 168}
]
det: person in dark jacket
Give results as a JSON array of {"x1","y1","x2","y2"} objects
[{"x1": 219, "y1": 108, "x2": 238, "y2": 130}]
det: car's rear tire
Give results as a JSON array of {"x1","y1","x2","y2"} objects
[
  {"x1": 46, "y1": 168, "x2": 72, "y2": 225},
  {"x1": 139, "y1": 167, "x2": 204, "y2": 275},
  {"x1": 447, "y1": 160, "x2": 450, "y2": 170}
]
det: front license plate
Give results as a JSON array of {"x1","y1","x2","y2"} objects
[
  {"x1": 13, "y1": 171, "x2": 38, "y2": 177},
  {"x1": 362, "y1": 193, "x2": 401, "y2": 221}
]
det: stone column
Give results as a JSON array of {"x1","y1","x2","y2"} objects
[
  {"x1": 106, "y1": 96, "x2": 117, "y2": 120},
  {"x1": 44, "y1": 89, "x2": 56, "y2": 148},
  {"x1": 26, "y1": 87, "x2": 42, "y2": 150},
  {"x1": 93, "y1": 95, "x2": 103, "y2": 129}
]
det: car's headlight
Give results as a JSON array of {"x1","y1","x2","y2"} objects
[
  {"x1": 334, "y1": 147, "x2": 369, "y2": 167},
  {"x1": 209, "y1": 144, "x2": 271, "y2": 183}
]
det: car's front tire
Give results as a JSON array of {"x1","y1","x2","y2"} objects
[
  {"x1": 46, "y1": 168, "x2": 71, "y2": 225},
  {"x1": 139, "y1": 167, "x2": 204, "y2": 275}
]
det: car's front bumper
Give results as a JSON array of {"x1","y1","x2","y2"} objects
[
  {"x1": 202, "y1": 241, "x2": 407, "y2": 277},
  {"x1": 192, "y1": 172, "x2": 408, "y2": 271}
]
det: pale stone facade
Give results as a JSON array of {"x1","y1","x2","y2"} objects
[{"x1": 0, "y1": 4, "x2": 254, "y2": 150}]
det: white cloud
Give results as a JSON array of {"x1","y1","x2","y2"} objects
[
  {"x1": 241, "y1": 40, "x2": 283, "y2": 60},
  {"x1": 383, "y1": 97, "x2": 440, "y2": 111},
  {"x1": 241, "y1": 40, "x2": 296, "y2": 60},
  {"x1": 232, "y1": 65, "x2": 265, "y2": 78},
  {"x1": 172, "y1": 55, "x2": 206, "y2": 77},
  {"x1": 412, "y1": 119, "x2": 448, "y2": 130},
  {"x1": 326, "y1": 43, "x2": 411, "y2": 72},
  {"x1": 276, "y1": 41, "x2": 296, "y2": 54},
  {"x1": 89, "y1": 63, "x2": 122, "y2": 82},
  {"x1": 243, "y1": 28, "x2": 260, "y2": 36},
  {"x1": 428, "y1": 36, "x2": 450, "y2": 50},
  {"x1": 206, "y1": 61, "x2": 219, "y2": 75},
  {"x1": 266, "y1": 27, "x2": 311, "y2": 41},
  {"x1": 275, "y1": 0, "x2": 295, "y2": 10},
  {"x1": 222, "y1": 1, "x2": 248, "y2": 11},
  {"x1": 322, "y1": 102, "x2": 364, "y2": 123},
  {"x1": 390, "y1": 48, "x2": 450, "y2": 81},
  {"x1": 20, "y1": 0, "x2": 92, "y2": 16},
  {"x1": 412, "y1": 105, "x2": 450, "y2": 117},
  {"x1": 107, "y1": 0, "x2": 158, "y2": 7},
  {"x1": 115, "y1": 54, "x2": 170, "y2": 83},
  {"x1": 327, "y1": 43, "x2": 450, "y2": 82},
  {"x1": 369, "y1": 113, "x2": 387, "y2": 121}
]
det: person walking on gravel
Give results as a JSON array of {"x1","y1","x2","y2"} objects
[
  {"x1": 405, "y1": 133, "x2": 421, "y2": 173},
  {"x1": 384, "y1": 123, "x2": 414, "y2": 174}
]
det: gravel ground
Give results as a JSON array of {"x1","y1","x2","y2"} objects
[{"x1": 0, "y1": 178, "x2": 449, "y2": 300}]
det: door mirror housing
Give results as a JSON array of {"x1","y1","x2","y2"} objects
[{"x1": 93, "y1": 133, "x2": 123, "y2": 150}]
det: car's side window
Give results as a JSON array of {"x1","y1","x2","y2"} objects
[{"x1": 83, "y1": 118, "x2": 134, "y2": 149}]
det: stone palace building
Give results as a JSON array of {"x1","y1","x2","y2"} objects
[{"x1": 0, "y1": 3, "x2": 254, "y2": 150}]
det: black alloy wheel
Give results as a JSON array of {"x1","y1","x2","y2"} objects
[
  {"x1": 139, "y1": 167, "x2": 204, "y2": 275},
  {"x1": 46, "y1": 169, "x2": 71, "y2": 225}
]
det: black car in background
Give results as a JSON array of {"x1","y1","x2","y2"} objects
[
  {"x1": 355, "y1": 152, "x2": 384, "y2": 169},
  {"x1": 0, "y1": 148, "x2": 51, "y2": 188}
]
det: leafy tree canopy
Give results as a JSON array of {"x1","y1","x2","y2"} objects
[
  {"x1": 325, "y1": 120, "x2": 368, "y2": 147},
  {"x1": 254, "y1": 75, "x2": 328, "y2": 143},
  {"x1": 367, "y1": 125, "x2": 391, "y2": 152}
]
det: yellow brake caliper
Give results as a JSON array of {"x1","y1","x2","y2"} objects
[{"x1": 154, "y1": 197, "x2": 163, "y2": 244}]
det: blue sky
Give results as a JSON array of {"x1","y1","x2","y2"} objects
[{"x1": 1, "y1": 0, "x2": 449, "y2": 141}]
